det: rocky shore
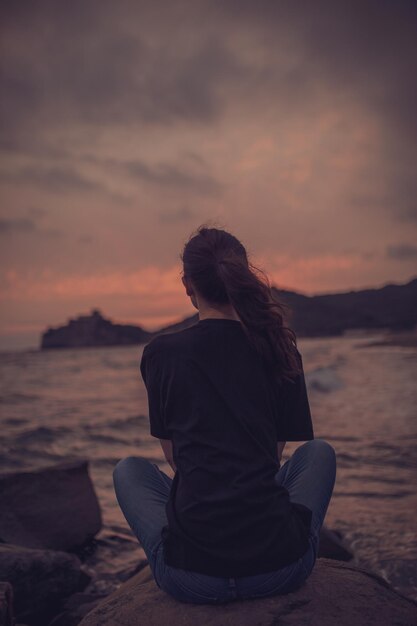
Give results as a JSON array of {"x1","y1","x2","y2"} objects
[{"x1": 0, "y1": 458, "x2": 416, "y2": 626}]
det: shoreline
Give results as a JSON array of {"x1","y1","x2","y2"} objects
[{"x1": 356, "y1": 329, "x2": 417, "y2": 348}]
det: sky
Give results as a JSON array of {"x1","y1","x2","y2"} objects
[{"x1": 1, "y1": 0, "x2": 416, "y2": 350}]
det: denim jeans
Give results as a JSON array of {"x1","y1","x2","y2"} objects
[{"x1": 113, "y1": 438, "x2": 336, "y2": 604}]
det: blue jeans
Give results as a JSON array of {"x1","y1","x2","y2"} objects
[{"x1": 113, "y1": 438, "x2": 336, "y2": 604}]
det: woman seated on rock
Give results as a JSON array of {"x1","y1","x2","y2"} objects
[{"x1": 113, "y1": 225, "x2": 337, "y2": 604}]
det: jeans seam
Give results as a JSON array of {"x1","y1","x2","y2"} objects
[
  {"x1": 250, "y1": 570, "x2": 283, "y2": 591},
  {"x1": 164, "y1": 571, "x2": 220, "y2": 602},
  {"x1": 151, "y1": 541, "x2": 165, "y2": 588}
]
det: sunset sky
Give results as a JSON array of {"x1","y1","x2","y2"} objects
[{"x1": 1, "y1": 1, "x2": 416, "y2": 350}]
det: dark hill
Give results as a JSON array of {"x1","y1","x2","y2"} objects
[
  {"x1": 271, "y1": 277, "x2": 417, "y2": 337},
  {"x1": 154, "y1": 277, "x2": 417, "y2": 338}
]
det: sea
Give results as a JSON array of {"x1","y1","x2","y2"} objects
[{"x1": 0, "y1": 330, "x2": 416, "y2": 602}]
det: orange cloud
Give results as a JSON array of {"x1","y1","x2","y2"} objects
[
  {"x1": 1, "y1": 251, "x2": 365, "y2": 306},
  {"x1": 0, "y1": 265, "x2": 190, "y2": 331},
  {"x1": 258, "y1": 251, "x2": 368, "y2": 294},
  {"x1": 1, "y1": 265, "x2": 183, "y2": 301}
]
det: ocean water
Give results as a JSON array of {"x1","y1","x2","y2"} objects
[{"x1": 0, "y1": 331, "x2": 416, "y2": 602}]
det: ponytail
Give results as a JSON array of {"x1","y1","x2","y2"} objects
[{"x1": 181, "y1": 224, "x2": 302, "y2": 385}]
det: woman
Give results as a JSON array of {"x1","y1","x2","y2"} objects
[{"x1": 113, "y1": 225, "x2": 337, "y2": 604}]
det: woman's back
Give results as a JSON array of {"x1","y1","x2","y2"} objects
[
  {"x1": 114, "y1": 225, "x2": 336, "y2": 602},
  {"x1": 140, "y1": 317, "x2": 314, "y2": 577}
]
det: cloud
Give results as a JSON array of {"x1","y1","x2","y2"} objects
[
  {"x1": 0, "y1": 264, "x2": 184, "y2": 303},
  {"x1": 118, "y1": 158, "x2": 224, "y2": 195},
  {"x1": 217, "y1": 0, "x2": 417, "y2": 131},
  {"x1": 2, "y1": 1, "x2": 416, "y2": 215},
  {"x1": 0, "y1": 217, "x2": 36, "y2": 234},
  {"x1": 27, "y1": 206, "x2": 49, "y2": 218},
  {"x1": 158, "y1": 206, "x2": 195, "y2": 223},
  {"x1": 0, "y1": 207, "x2": 64, "y2": 238},
  {"x1": 1, "y1": 0, "x2": 416, "y2": 302},
  {"x1": 0, "y1": 166, "x2": 100, "y2": 192},
  {"x1": 0, "y1": 164, "x2": 131, "y2": 202},
  {"x1": 2, "y1": 1, "x2": 416, "y2": 139},
  {"x1": 386, "y1": 244, "x2": 417, "y2": 260},
  {"x1": 78, "y1": 234, "x2": 94, "y2": 244},
  {"x1": 0, "y1": 3, "x2": 248, "y2": 150},
  {"x1": 73, "y1": 152, "x2": 224, "y2": 196},
  {"x1": 1, "y1": 146, "x2": 222, "y2": 199}
]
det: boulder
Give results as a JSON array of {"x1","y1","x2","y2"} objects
[
  {"x1": 0, "y1": 582, "x2": 14, "y2": 626},
  {"x1": 0, "y1": 543, "x2": 90, "y2": 624},
  {"x1": 74, "y1": 529, "x2": 148, "y2": 595},
  {"x1": 0, "y1": 458, "x2": 102, "y2": 551},
  {"x1": 48, "y1": 592, "x2": 108, "y2": 626},
  {"x1": 78, "y1": 559, "x2": 417, "y2": 626}
]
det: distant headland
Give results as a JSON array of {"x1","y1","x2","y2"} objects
[{"x1": 40, "y1": 277, "x2": 417, "y2": 350}]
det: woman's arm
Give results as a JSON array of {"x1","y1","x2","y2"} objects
[
  {"x1": 277, "y1": 441, "x2": 286, "y2": 464},
  {"x1": 159, "y1": 439, "x2": 177, "y2": 473}
]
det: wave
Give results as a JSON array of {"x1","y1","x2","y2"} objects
[
  {"x1": 104, "y1": 414, "x2": 147, "y2": 429},
  {"x1": 1, "y1": 417, "x2": 29, "y2": 426},
  {"x1": 87, "y1": 433, "x2": 144, "y2": 445},
  {"x1": 306, "y1": 366, "x2": 344, "y2": 393},
  {"x1": 320, "y1": 434, "x2": 359, "y2": 442},
  {"x1": 0, "y1": 392, "x2": 41, "y2": 404},
  {"x1": 333, "y1": 490, "x2": 414, "y2": 499},
  {"x1": 12, "y1": 425, "x2": 72, "y2": 443}
]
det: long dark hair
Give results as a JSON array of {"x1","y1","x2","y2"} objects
[{"x1": 180, "y1": 224, "x2": 302, "y2": 385}]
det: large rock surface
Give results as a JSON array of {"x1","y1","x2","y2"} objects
[
  {"x1": 0, "y1": 582, "x2": 14, "y2": 626},
  {"x1": 48, "y1": 592, "x2": 108, "y2": 626},
  {"x1": 0, "y1": 543, "x2": 90, "y2": 624},
  {"x1": 79, "y1": 559, "x2": 417, "y2": 626},
  {"x1": 0, "y1": 458, "x2": 102, "y2": 551}
]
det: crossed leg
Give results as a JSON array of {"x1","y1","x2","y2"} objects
[{"x1": 113, "y1": 438, "x2": 337, "y2": 585}]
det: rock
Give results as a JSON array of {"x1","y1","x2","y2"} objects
[
  {"x1": 0, "y1": 458, "x2": 102, "y2": 551},
  {"x1": 0, "y1": 582, "x2": 14, "y2": 626},
  {"x1": 75, "y1": 530, "x2": 148, "y2": 596},
  {"x1": 40, "y1": 309, "x2": 152, "y2": 350},
  {"x1": 48, "y1": 592, "x2": 107, "y2": 626},
  {"x1": 46, "y1": 531, "x2": 148, "y2": 625},
  {"x1": 78, "y1": 559, "x2": 417, "y2": 626},
  {"x1": 0, "y1": 543, "x2": 90, "y2": 624},
  {"x1": 318, "y1": 525, "x2": 354, "y2": 561}
]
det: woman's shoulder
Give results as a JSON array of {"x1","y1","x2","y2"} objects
[
  {"x1": 142, "y1": 329, "x2": 186, "y2": 359},
  {"x1": 142, "y1": 334, "x2": 169, "y2": 358},
  {"x1": 144, "y1": 323, "x2": 202, "y2": 353},
  {"x1": 140, "y1": 335, "x2": 173, "y2": 378}
]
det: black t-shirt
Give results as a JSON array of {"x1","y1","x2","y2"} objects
[{"x1": 139, "y1": 318, "x2": 314, "y2": 577}]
